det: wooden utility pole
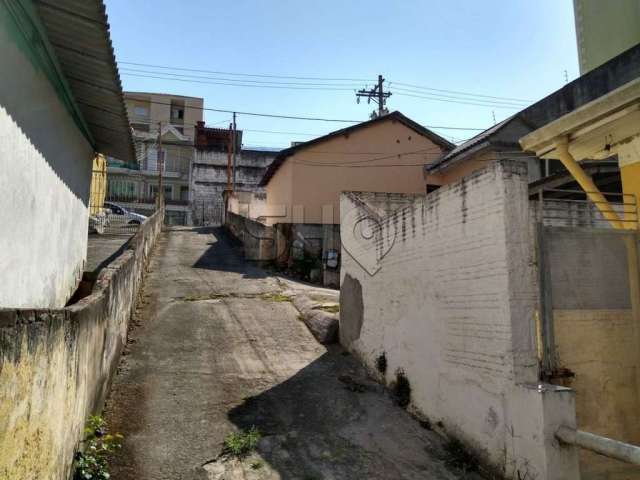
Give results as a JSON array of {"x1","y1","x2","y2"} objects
[
  {"x1": 157, "y1": 121, "x2": 163, "y2": 208},
  {"x1": 227, "y1": 123, "x2": 233, "y2": 191},
  {"x1": 356, "y1": 75, "x2": 391, "y2": 117},
  {"x1": 232, "y1": 112, "x2": 237, "y2": 192}
]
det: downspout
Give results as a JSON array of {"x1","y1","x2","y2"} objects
[{"x1": 553, "y1": 136, "x2": 624, "y2": 229}]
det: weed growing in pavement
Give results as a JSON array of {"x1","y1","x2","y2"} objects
[
  {"x1": 73, "y1": 415, "x2": 123, "y2": 480},
  {"x1": 182, "y1": 293, "x2": 229, "y2": 301},
  {"x1": 250, "y1": 460, "x2": 264, "y2": 470},
  {"x1": 443, "y1": 437, "x2": 479, "y2": 473},
  {"x1": 223, "y1": 427, "x2": 261, "y2": 457},
  {"x1": 261, "y1": 293, "x2": 292, "y2": 302}
]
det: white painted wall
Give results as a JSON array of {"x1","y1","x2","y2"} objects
[
  {"x1": 0, "y1": 20, "x2": 94, "y2": 308},
  {"x1": 340, "y1": 160, "x2": 580, "y2": 479}
]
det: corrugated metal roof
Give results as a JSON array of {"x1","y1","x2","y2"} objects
[
  {"x1": 35, "y1": 0, "x2": 135, "y2": 163},
  {"x1": 426, "y1": 116, "x2": 514, "y2": 172}
]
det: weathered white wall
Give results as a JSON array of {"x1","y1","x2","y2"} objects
[
  {"x1": 0, "y1": 16, "x2": 94, "y2": 308},
  {"x1": 340, "y1": 160, "x2": 579, "y2": 479},
  {"x1": 0, "y1": 209, "x2": 164, "y2": 480}
]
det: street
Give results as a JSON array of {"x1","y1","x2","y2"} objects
[{"x1": 104, "y1": 227, "x2": 477, "y2": 480}]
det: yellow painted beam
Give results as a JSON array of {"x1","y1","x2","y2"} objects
[
  {"x1": 621, "y1": 163, "x2": 640, "y2": 228},
  {"x1": 554, "y1": 137, "x2": 625, "y2": 230}
]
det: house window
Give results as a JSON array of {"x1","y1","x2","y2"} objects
[
  {"x1": 171, "y1": 108, "x2": 184, "y2": 120},
  {"x1": 149, "y1": 184, "x2": 173, "y2": 200},
  {"x1": 133, "y1": 106, "x2": 148, "y2": 118},
  {"x1": 180, "y1": 186, "x2": 189, "y2": 201}
]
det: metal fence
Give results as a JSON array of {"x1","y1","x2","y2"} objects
[
  {"x1": 192, "y1": 199, "x2": 224, "y2": 227},
  {"x1": 536, "y1": 188, "x2": 638, "y2": 229}
]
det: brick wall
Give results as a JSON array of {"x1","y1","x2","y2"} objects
[{"x1": 339, "y1": 160, "x2": 579, "y2": 479}]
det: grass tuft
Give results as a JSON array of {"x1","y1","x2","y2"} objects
[{"x1": 223, "y1": 427, "x2": 261, "y2": 457}]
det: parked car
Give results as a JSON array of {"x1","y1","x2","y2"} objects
[{"x1": 104, "y1": 202, "x2": 147, "y2": 225}]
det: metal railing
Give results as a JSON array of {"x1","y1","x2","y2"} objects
[
  {"x1": 556, "y1": 426, "x2": 640, "y2": 465},
  {"x1": 534, "y1": 188, "x2": 638, "y2": 229}
]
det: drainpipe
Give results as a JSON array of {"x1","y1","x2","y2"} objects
[{"x1": 553, "y1": 136, "x2": 624, "y2": 229}]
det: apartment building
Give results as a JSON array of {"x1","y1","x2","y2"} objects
[{"x1": 106, "y1": 92, "x2": 204, "y2": 225}]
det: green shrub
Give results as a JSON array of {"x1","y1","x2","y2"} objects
[
  {"x1": 73, "y1": 415, "x2": 123, "y2": 480},
  {"x1": 223, "y1": 426, "x2": 261, "y2": 457}
]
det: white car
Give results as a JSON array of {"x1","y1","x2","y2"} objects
[{"x1": 104, "y1": 202, "x2": 147, "y2": 225}]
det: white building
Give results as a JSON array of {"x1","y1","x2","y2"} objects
[{"x1": 0, "y1": 0, "x2": 135, "y2": 308}]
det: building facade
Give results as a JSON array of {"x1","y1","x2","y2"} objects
[
  {"x1": 107, "y1": 92, "x2": 204, "y2": 225},
  {"x1": 574, "y1": 0, "x2": 640, "y2": 74},
  {"x1": 191, "y1": 121, "x2": 278, "y2": 225}
]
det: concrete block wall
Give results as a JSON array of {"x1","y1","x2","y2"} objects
[
  {"x1": 339, "y1": 160, "x2": 579, "y2": 479},
  {"x1": 191, "y1": 149, "x2": 275, "y2": 225},
  {"x1": 0, "y1": 209, "x2": 164, "y2": 480}
]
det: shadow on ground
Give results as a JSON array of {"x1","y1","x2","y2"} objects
[
  {"x1": 191, "y1": 227, "x2": 268, "y2": 279},
  {"x1": 200, "y1": 348, "x2": 470, "y2": 480}
]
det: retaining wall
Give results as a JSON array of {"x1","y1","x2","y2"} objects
[{"x1": 0, "y1": 208, "x2": 164, "y2": 480}]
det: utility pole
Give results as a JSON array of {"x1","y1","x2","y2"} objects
[
  {"x1": 157, "y1": 121, "x2": 163, "y2": 209},
  {"x1": 232, "y1": 112, "x2": 237, "y2": 192},
  {"x1": 227, "y1": 123, "x2": 233, "y2": 192},
  {"x1": 356, "y1": 75, "x2": 392, "y2": 118}
]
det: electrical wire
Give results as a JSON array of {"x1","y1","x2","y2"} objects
[
  {"x1": 120, "y1": 72, "x2": 357, "y2": 92},
  {"x1": 121, "y1": 71, "x2": 528, "y2": 109},
  {"x1": 119, "y1": 61, "x2": 371, "y2": 82},
  {"x1": 391, "y1": 86, "x2": 528, "y2": 107},
  {"x1": 390, "y1": 81, "x2": 533, "y2": 103},
  {"x1": 395, "y1": 92, "x2": 521, "y2": 109},
  {"x1": 119, "y1": 67, "x2": 364, "y2": 88},
  {"x1": 118, "y1": 61, "x2": 532, "y2": 104}
]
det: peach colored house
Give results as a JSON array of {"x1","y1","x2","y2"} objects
[{"x1": 260, "y1": 111, "x2": 454, "y2": 226}]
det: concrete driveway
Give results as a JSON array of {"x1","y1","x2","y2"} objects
[{"x1": 104, "y1": 227, "x2": 479, "y2": 480}]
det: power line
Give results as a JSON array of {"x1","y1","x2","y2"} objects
[
  {"x1": 121, "y1": 70, "x2": 523, "y2": 109},
  {"x1": 392, "y1": 86, "x2": 527, "y2": 107},
  {"x1": 390, "y1": 81, "x2": 532, "y2": 103},
  {"x1": 121, "y1": 72, "x2": 357, "y2": 92},
  {"x1": 395, "y1": 92, "x2": 521, "y2": 110},
  {"x1": 119, "y1": 61, "x2": 532, "y2": 104},
  {"x1": 120, "y1": 67, "x2": 364, "y2": 88},
  {"x1": 132, "y1": 98, "x2": 362, "y2": 123},
  {"x1": 119, "y1": 61, "x2": 372, "y2": 82}
]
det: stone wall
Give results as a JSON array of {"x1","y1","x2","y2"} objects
[
  {"x1": 0, "y1": 208, "x2": 164, "y2": 480},
  {"x1": 339, "y1": 160, "x2": 579, "y2": 479}
]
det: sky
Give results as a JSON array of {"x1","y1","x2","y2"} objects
[{"x1": 105, "y1": 0, "x2": 579, "y2": 149}]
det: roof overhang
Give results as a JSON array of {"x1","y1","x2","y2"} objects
[
  {"x1": 35, "y1": 0, "x2": 136, "y2": 163},
  {"x1": 520, "y1": 76, "x2": 640, "y2": 162}
]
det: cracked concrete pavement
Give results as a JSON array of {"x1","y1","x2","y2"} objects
[{"x1": 104, "y1": 227, "x2": 480, "y2": 480}]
